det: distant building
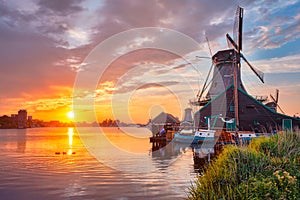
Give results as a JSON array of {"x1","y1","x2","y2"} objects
[
  {"x1": 150, "y1": 112, "x2": 180, "y2": 135},
  {"x1": 17, "y1": 110, "x2": 27, "y2": 129},
  {"x1": 11, "y1": 114, "x2": 18, "y2": 128},
  {"x1": 182, "y1": 108, "x2": 193, "y2": 122},
  {"x1": 11, "y1": 114, "x2": 18, "y2": 120},
  {"x1": 27, "y1": 116, "x2": 33, "y2": 127}
]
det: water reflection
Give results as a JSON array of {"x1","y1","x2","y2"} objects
[
  {"x1": 151, "y1": 141, "x2": 189, "y2": 160},
  {"x1": 0, "y1": 127, "x2": 201, "y2": 199},
  {"x1": 192, "y1": 144, "x2": 223, "y2": 173},
  {"x1": 16, "y1": 129, "x2": 27, "y2": 153},
  {"x1": 151, "y1": 140, "x2": 223, "y2": 173},
  {"x1": 68, "y1": 127, "x2": 74, "y2": 155}
]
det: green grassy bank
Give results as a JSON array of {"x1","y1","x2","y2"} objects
[{"x1": 188, "y1": 132, "x2": 300, "y2": 200}]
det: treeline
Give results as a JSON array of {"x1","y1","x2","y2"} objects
[
  {"x1": 99, "y1": 119, "x2": 120, "y2": 127},
  {"x1": 98, "y1": 119, "x2": 144, "y2": 127},
  {"x1": 0, "y1": 115, "x2": 16, "y2": 128}
]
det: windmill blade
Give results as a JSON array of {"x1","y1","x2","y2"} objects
[
  {"x1": 233, "y1": 7, "x2": 239, "y2": 48},
  {"x1": 232, "y1": 6, "x2": 244, "y2": 52},
  {"x1": 270, "y1": 94, "x2": 277, "y2": 112},
  {"x1": 196, "y1": 56, "x2": 211, "y2": 59},
  {"x1": 275, "y1": 89, "x2": 279, "y2": 103},
  {"x1": 277, "y1": 103, "x2": 285, "y2": 114},
  {"x1": 198, "y1": 62, "x2": 214, "y2": 100},
  {"x1": 226, "y1": 33, "x2": 238, "y2": 50},
  {"x1": 205, "y1": 36, "x2": 213, "y2": 57},
  {"x1": 240, "y1": 54, "x2": 264, "y2": 83},
  {"x1": 238, "y1": 6, "x2": 243, "y2": 52},
  {"x1": 270, "y1": 89, "x2": 279, "y2": 104},
  {"x1": 270, "y1": 94, "x2": 285, "y2": 114},
  {"x1": 226, "y1": 33, "x2": 264, "y2": 83}
]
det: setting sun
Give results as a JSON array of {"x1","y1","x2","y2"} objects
[{"x1": 67, "y1": 111, "x2": 75, "y2": 119}]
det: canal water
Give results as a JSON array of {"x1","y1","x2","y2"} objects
[{"x1": 0, "y1": 127, "x2": 215, "y2": 200}]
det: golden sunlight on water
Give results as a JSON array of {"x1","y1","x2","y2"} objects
[
  {"x1": 103, "y1": 127, "x2": 152, "y2": 153},
  {"x1": 68, "y1": 127, "x2": 73, "y2": 146},
  {"x1": 68, "y1": 127, "x2": 74, "y2": 155},
  {"x1": 0, "y1": 127, "x2": 203, "y2": 200}
]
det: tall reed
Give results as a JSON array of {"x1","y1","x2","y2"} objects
[{"x1": 188, "y1": 132, "x2": 300, "y2": 200}]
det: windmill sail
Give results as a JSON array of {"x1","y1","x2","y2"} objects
[
  {"x1": 238, "y1": 7, "x2": 243, "y2": 52},
  {"x1": 241, "y1": 54, "x2": 264, "y2": 83},
  {"x1": 226, "y1": 33, "x2": 264, "y2": 83},
  {"x1": 226, "y1": 33, "x2": 238, "y2": 50},
  {"x1": 232, "y1": 6, "x2": 243, "y2": 52}
]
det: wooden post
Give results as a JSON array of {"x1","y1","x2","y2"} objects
[
  {"x1": 233, "y1": 51, "x2": 239, "y2": 133},
  {"x1": 275, "y1": 89, "x2": 279, "y2": 112}
]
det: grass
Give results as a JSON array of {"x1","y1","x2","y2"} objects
[{"x1": 188, "y1": 131, "x2": 300, "y2": 200}]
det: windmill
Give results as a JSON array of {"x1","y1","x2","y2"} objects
[
  {"x1": 226, "y1": 6, "x2": 265, "y2": 131},
  {"x1": 193, "y1": 6, "x2": 300, "y2": 132},
  {"x1": 269, "y1": 89, "x2": 285, "y2": 114},
  {"x1": 226, "y1": 6, "x2": 264, "y2": 84},
  {"x1": 192, "y1": 7, "x2": 265, "y2": 107}
]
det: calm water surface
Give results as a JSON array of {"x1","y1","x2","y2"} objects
[{"x1": 0, "y1": 127, "x2": 211, "y2": 200}]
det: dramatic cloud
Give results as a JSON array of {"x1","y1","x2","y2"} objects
[
  {"x1": 243, "y1": 0, "x2": 300, "y2": 51},
  {"x1": 0, "y1": 0, "x2": 300, "y2": 121},
  {"x1": 251, "y1": 54, "x2": 300, "y2": 73}
]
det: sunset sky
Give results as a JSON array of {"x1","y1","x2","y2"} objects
[{"x1": 0, "y1": 0, "x2": 300, "y2": 123}]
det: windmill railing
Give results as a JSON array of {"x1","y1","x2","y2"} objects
[
  {"x1": 189, "y1": 97, "x2": 211, "y2": 106},
  {"x1": 253, "y1": 95, "x2": 268, "y2": 102},
  {"x1": 213, "y1": 60, "x2": 234, "y2": 65}
]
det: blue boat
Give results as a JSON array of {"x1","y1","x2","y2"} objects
[
  {"x1": 173, "y1": 129, "x2": 216, "y2": 144},
  {"x1": 173, "y1": 108, "x2": 218, "y2": 144}
]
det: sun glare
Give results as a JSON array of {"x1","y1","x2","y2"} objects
[{"x1": 67, "y1": 111, "x2": 75, "y2": 119}]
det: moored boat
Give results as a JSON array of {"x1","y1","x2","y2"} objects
[{"x1": 173, "y1": 129, "x2": 216, "y2": 144}]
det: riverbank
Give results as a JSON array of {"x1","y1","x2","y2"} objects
[{"x1": 188, "y1": 131, "x2": 300, "y2": 200}]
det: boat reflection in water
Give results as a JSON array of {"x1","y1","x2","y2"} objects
[
  {"x1": 151, "y1": 140, "x2": 223, "y2": 173},
  {"x1": 192, "y1": 144, "x2": 223, "y2": 174}
]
